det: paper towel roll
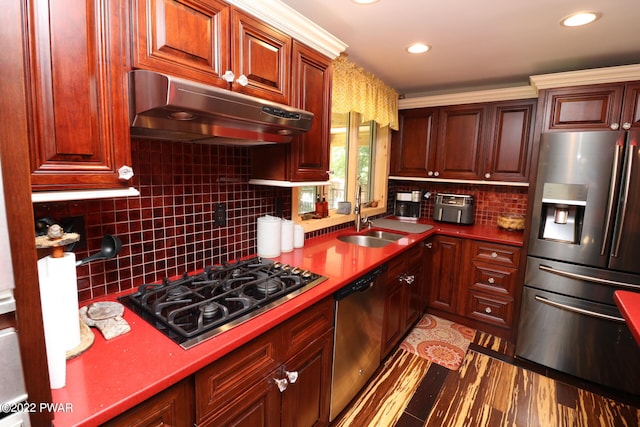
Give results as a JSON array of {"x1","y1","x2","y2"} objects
[
  {"x1": 281, "y1": 220, "x2": 294, "y2": 253},
  {"x1": 294, "y1": 225, "x2": 305, "y2": 248},
  {"x1": 38, "y1": 252, "x2": 80, "y2": 389},
  {"x1": 257, "y1": 215, "x2": 282, "y2": 258}
]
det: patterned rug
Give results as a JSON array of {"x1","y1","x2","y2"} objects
[{"x1": 399, "y1": 314, "x2": 475, "y2": 370}]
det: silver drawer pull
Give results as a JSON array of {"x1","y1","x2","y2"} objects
[{"x1": 534, "y1": 295, "x2": 624, "y2": 323}]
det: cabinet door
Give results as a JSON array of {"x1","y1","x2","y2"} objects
[
  {"x1": 428, "y1": 236, "x2": 465, "y2": 313},
  {"x1": 541, "y1": 84, "x2": 625, "y2": 132},
  {"x1": 103, "y1": 379, "x2": 194, "y2": 427},
  {"x1": 28, "y1": 0, "x2": 132, "y2": 191},
  {"x1": 288, "y1": 41, "x2": 332, "y2": 181},
  {"x1": 435, "y1": 105, "x2": 487, "y2": 179},
  {"x1": 485, "y1": 99, "x2": 536, "y2": 182},
  {"x1": 195, "y1": 332, "x2": 279, "y2": 424},
  {"x1": 200, "y1": 376, "x2": 281, "y2": 427},
  {"x1": 131, "y1": 0, "x2": 230, "y2": 88},
  {"x1": 622, "y1": 82, "x2": 640, "y2": 130},
  {"x1": 390, "y1": 108, "x2": 439, "y2": 177},
  {"x1": 231, "y1": 8, "x2": 291, "y2": 104},
  {"x1": 281, "y1": 332, "x2": 333, "y2": 427}
]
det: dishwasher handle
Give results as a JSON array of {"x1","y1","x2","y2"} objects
[{"x1": 334, "y1": 265, "x2": 386, "y2": 301}]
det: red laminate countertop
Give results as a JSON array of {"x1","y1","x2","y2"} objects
[
  {"x1": 614, "y1": 290, "x2": 640, "y2": 345},
  {"x1": 51, "y1": 218, "x2": 522, "y2": 426}
]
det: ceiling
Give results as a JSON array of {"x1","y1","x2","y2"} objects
[{"x1": 280, "y1": 0, "x2": 640, "y2": 97}]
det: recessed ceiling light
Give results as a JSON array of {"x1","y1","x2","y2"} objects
[
  {"x1": 406, "y1": 43, "x2": 431, "y2": 54},
  {"x1": 561, "y1": 11, "x2": 601, "y2": 27},
  {"x1": 351, "y1": 0, "x2": 380, "y2": 4}
]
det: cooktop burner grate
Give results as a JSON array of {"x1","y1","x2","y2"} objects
[{"x1": 119, "y1": 257, "x2": 326, "y2": 349}]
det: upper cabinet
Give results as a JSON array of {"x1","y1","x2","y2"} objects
[
  {"x1": 132, "y1": 0, "x2": 291, "y2": 104},
  {"x1": 391, "y1": 99, "x2": 536, "y2": 183},
  {"x1": 249, "y1": 42, "x2": 332, "y2": 182},
  {"x1": 541, "y1": 82, "x2": 640, "y2": 132},
  {"x1": 27, "y1": 0, "x2": 133, "y2": 192}
]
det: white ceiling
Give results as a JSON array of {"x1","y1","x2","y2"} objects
[{"x1": 280, "y1": 0, "x2": 640, "y2": 97}]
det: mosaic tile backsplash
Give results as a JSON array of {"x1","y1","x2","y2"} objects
[{"x1": 33, "y1": 139, "x2": 529, "y2": 302}]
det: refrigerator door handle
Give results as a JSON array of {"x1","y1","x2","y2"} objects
[
  {"x1": 539, "y1": 264, "x2": 640, "y2": 291},
  {"x1": 601, "y1": 136, "x2": 625, "y2": 255},
  {"x1": 534, "y1": 295, "x2": 625, "y2": 323},
  {"x1": 611, "y1": 139, "x2": 635, "y2": 257}
]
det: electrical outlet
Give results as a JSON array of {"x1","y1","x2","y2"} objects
[{"x1": 214, "y1": 204, "x2": 226, "y2": 226}]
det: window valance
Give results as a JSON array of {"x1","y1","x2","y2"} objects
[{"x1": 331, "y1": 54, "x2": 399, "y2": 130}]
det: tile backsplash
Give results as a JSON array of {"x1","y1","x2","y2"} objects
[
  {"x1": 33, "y1": 139, "x2": 529, "y2": 302},
  {"x1": 34, "y1": 139, "x2": 291, "y2": 302},
  {"x1": 388, "y1": 181, "x2": 529, "y2": 225}
]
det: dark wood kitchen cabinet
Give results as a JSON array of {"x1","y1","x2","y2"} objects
[
  {"x1": 250, "y1": 42, "x2": 332, "y2": 182},
  {"x1": 391, "y1": 99, "x2": 536, "y2": 183},
  {"x1": 390, "y1": 107, "x2": 439, "y2": 177},
  {"x1": 195, "y1": 298, "x2": 334, "y2": 427},
  {"x1": 424, "y1": 236, "x2": 520, "y2": 339},
  {"x1": 381, "y1": 244, "x2": 424, "y2": 359},
  {"x1": 540, "y1": 81, "x2": 640, "y2": 132},
  {"x1": 27, "y1": 0, "x2": 133, "y2": 191},
  {"x1": 435, "y1": 104, "x2": 488, "y2": 180},
  {"x1": 425, "y1": 235, "x2": 465, "y2": 315},
  {"x1": 102, "y1": 378, "x2": 194, "y2": 427},
  {"x1": 132, "y1": 0, "x2": 291, "y2": 104}
]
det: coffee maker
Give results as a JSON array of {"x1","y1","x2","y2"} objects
[{"x1": 394, "y1": 192, "x2": 421, "y2": 220}]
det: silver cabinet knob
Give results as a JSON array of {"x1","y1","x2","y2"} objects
[
  {"x1": 284, "y1": 370, "x2": 298, "y2": 384},
  {"x1": 236, "y1": 74, "x2": 249, "y2": 86},
  {"x1": 222, "y1": 70, "x2": 235, "y2": 83},
  {"x1": 274, "y1": 377, "x2": 288, "y2": 392},
  {"x1": 118, "y1": 165, "x2": 134, "y2": 181}
]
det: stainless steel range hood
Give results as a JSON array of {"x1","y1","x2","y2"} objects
[{"x1": 128, "y1": 70, "x2": 314, "y2": 145}]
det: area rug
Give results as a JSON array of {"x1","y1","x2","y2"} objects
[{"x1": 399, "y1": 314, "x2": 475, "y2": 370}]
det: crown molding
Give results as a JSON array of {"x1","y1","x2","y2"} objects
[
  {"x1": 530, "y1": 64, "x2": 640, "y2": 91},
  {"x1": 225, "y1": 0, "x2": 347, "y2": 59},
  {"x1": 399, "y1": 85, "x2": 537, "y2": 109}
]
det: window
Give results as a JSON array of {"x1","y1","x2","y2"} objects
[{"x1": 292, "y1": 112, "x2": 389, "y2": 232}]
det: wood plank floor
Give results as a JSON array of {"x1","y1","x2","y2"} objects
[{"x1": 330, "y1": 332, "x2": 640, "y2": 427}]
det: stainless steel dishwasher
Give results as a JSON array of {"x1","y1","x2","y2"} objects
[{"x1": 330, "y1": 265, "x2": 386, "y2": 421}]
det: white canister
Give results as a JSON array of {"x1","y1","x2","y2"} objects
[
  {"x1": 281, "y1": 220, "x2": 294, "y2": 253},
  {"x1": 257, "y1": 215, "x2": 282, "y2": 258},
  {"x1": 294, "y1": 225, "x2": 305, "y2": 248}
]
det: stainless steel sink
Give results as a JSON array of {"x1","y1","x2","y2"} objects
[
  {"x1": 337, "y1": 229, "x2": 406, "y2": 248},
  {"x1": 360, "y1": 230, "x2": 405, "y2": 241}
]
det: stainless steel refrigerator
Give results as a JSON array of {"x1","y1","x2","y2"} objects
[{"x1": 516, "y1": 130, "x2": 640, "y2": 395}]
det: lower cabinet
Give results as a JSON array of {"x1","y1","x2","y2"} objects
[
  {"x1": 102, "y1": 378, "x2": 194, "y2": 427},
  {"x1": 424, "y1": 236, "x2": 521, "y2": 338},
  {"x1": 195, "y1": 297, "x2": 334, "y2": 427},
  {"x1": 381, "y1": 244, "x2": 424, "y2": 359}
]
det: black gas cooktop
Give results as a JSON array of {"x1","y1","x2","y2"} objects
[{"x1": 119, "y1": 257, "x2": 327, "y2": 349}]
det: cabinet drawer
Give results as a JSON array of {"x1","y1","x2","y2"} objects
[
  {"x1": 466, "y1": 290, "x2": 513, "y2": 328},
  {"x1": 470, "y1": 261, "x2": 517, "y2": 295},
  {"x1": 280, "y1": 297, "x2": 334, "y2": 360},
  {"x1": 470, "y1": 241, "x2": 520, "y2": 267},
  {"x1": 195, "y1": 332, "x2": 279, "y2": 423}
]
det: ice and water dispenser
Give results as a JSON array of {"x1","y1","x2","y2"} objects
[{"x1": 538, "y1": 183, "x2": 587, "y2": 244}]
